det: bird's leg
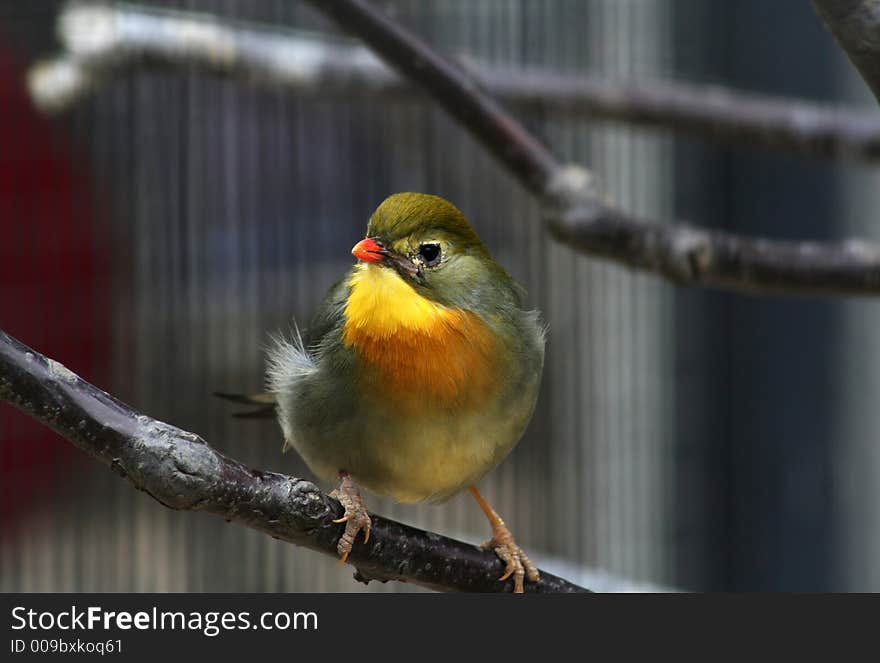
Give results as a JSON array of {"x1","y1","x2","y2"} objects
[
  {"x1": 329, "y1": 471, "x2": 372, "y2": 565},
  {"x1": 470, "y1": 485, "x2": 539, "y2": 593}
]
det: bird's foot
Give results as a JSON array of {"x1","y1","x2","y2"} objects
[
  {"x1": 482, "y1": 521, "x2": 539, "y2": 594},
  {"x1": 470, "y1": 485, "x2": 539, "y2": 593},
  {"x1": 330, "y1": 472, "x2": 371, "y2": 565}
]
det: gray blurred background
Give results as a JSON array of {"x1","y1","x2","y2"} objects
[{"x1": 1, "y1": 0, "x2": 879, "y2": 592}]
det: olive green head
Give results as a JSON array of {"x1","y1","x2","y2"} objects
[
  {"x1": 367, "y1": 192, "x2": 488, "y2": 254},
  {"x1": 353, "y1": 192, "x2": 520, "y2": 311}
]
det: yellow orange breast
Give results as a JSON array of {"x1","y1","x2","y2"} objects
[{"x1": 343, "y1": 264, "x2": 499, "y2": 411}]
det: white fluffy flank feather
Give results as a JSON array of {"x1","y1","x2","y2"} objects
[{"x1": 266, "y1": 324, "x2": 317, "y2": 451}]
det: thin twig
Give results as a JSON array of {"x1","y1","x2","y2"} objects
[
  {"x1": 28, "y1": 2, "x2": 880, "y2": 162},
  {"x1": 304, "y1": 0, "x2": 880, "y2": 296},
  {"x1": 813, "y1": 0, "x2": 880, "y2": 106},
  {"x1": 0, "y1": 329, "x2": 587, "y2": 594}
]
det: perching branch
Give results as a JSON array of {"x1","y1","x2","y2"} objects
[
  {"x1": 29, "y1": 2, "x2": 880, "y2": 162},
  {"x1": 0, "y1": 329, "x2": 587, "y2": 593},
  {"x1": 298, "y1": 0, "x2": 880, "y2": 297},
  {"x1": 813, "y1": 0, "x2": 880, "y2": 105}
]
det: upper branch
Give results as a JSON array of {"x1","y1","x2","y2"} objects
[
  {"x1": 305, "y1": 0, "x2": 880, "y2": 296},
  {"x1": 23, "y1": 2, "x2": 880, "y2": 295},
  {"x1": 0, "y1": 329, "x2": 587, "y2": 594},
  {"x1": 813, "y1": 0, "x2": 880, "y2": 105},
  {"x1": 30, "y1": 2, "x2": 880, "y2": 162},
  {"x1": 487, "y1": 66, "x2": 880, "y2": 163}
]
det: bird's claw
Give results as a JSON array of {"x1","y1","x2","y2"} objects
[
  {"x1": 330, "y1": 475, "x2": 371, "y2": 565},
  {"x1": 482, "y1": 530, "x2": 539, "y2": 593}
]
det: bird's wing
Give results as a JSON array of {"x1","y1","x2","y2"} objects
[{"x1": 301, "y1": 273, "x2": 351, "y2": 349}]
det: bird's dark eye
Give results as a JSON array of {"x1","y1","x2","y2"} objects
[{"x1": 417, "y1": 243, "x2": 442, "y2": 267}]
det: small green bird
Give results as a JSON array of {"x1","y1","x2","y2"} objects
[{"x1": 227, "y1": 192, "x2": 545, "y2": 592}]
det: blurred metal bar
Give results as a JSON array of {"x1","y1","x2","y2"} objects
[{"x1": 28, "y1": 2, "x2": 880, "y2": 163}]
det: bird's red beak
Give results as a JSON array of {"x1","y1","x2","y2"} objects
[{"x1": 352, "y1": 238, "x2": 385, "y2": 263}]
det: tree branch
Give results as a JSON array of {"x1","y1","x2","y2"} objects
[
  {"x1": 24, "y1": 1, "x2": 880, "y2": 296},
  {"x1": 813, "y1": 0, "x2": 880, "y2": 105},
  {"x1": 29, "y1": 2, "x2": 880, "y2": 162},
  {"x1": 488, "y1": 67, "x2": 880, "y2": 163},
  {"x1": 293, "y1": 0, "x2": 880, "y2": 297},
  {"x1": 0, "y1": 329, "x2": 587, "y2": 593}
]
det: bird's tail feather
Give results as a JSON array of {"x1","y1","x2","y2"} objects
[{"x1": 214, "y1": 391, "x2": 277, "y2": 419}]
